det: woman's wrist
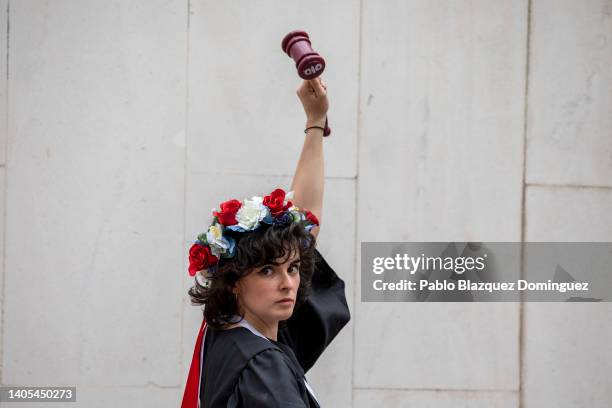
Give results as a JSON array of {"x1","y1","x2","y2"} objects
[{"x1": 305, "y1": 116, "x2": 327, "y2": 128}]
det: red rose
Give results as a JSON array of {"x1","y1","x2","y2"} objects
[
  {"x1": 213, "y1": 199, "x2": 241, "y2": 226},
  {"x1": 305, "y1": 210, "x2": 319, "y2": 226},
  {"x1": 263, "y1": 188, "x2": 293, "y2": 216},
  {"x1": 188, "y1": 243, "x2": 219, "y2": 276}
]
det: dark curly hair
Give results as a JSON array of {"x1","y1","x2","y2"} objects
[{"x1": 188, "y1": 220, "x2": 317, "y2": 329}]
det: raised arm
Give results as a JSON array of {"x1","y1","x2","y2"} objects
[{"x1": 291, "y1": 77, "x2": 329, "y2": 239}]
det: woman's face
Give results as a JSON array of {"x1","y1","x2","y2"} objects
[{"x1": 234, "y1": 247, "x2": 301, "y2": 326}]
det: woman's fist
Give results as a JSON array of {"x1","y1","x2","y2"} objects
[{"x1": 296, "y1": 77, "x2": 328, "y2": 126}]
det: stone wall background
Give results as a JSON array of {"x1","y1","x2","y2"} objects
[{"x1": 1, "y1": 1, "x2": 610, "y2": 407}]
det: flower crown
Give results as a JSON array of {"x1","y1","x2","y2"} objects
[{"x1": 188, "y1": 188, "x2": 319, "y2": 277}]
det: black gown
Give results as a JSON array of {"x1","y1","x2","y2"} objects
[{"x1": 199, "y1": 248, "x2": 351, "y2": 407}]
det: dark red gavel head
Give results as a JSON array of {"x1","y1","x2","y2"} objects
[{"x1": 281, "y1": 30, "x2": 325, "y2": 80}]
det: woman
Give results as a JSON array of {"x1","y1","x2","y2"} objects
[{"x1": 181, "y1": 77, "x2": 351, "y2": 407}]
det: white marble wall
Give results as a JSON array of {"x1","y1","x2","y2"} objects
[
  {"x1": 354, "y1": 1, "x2": 525, "y2": 406},
  {"x1": 521, "y1": 1, "x2": 612, "y2": 406},
  {"x1": 1, "y1": 1, "x2": 610, "y2": 407},
  {"x1": 2, "y1": 0, "x2": 187, "y2": 406}
]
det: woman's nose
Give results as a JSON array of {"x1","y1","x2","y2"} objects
[{"x1": 279, "y1": 270, "x2": 296, "y2": 288}]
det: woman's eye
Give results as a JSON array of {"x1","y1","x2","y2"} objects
[
  {"x1": 259, "y1": 264, "x2": 299, "y2": 276},
  {"x1": 259, "y1": 267, "x2": 273, "y2": 276}
]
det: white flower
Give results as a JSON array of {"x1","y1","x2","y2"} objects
[
  {"x1": 206, "y1": 223, "x2": 231, "y2": 257},
  {"x1": 285, "y1": 190, "x2": 295, "y2": 203},
  {"x1": 235, "y1": 196, "x2": 269, "y2": 230}
]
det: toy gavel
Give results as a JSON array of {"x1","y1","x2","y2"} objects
[{"x1": 282, "y1": 30, "x2": 331, "y2": 137}]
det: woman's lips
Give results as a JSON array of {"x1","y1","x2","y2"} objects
[{"x1": 276, "y1": 298, "x2": 294, "y2": 304}]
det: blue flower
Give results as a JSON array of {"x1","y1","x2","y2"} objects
[
  {"x1": 261, "y1": 213, "x2": 275, "y2": 225},
  {"x1": 273, "y1": 212, "x2": 292, "y2": 226},
  {"x1": 226, "y1": 224, "x2": 248, "y2": 232},
  {"x1": 222, "y1": 236, "x2": 236, "y2": 258}
]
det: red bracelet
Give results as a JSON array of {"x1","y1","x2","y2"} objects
[{"x1": 304, "y1": 126, "x2": 325, "y2": 134}]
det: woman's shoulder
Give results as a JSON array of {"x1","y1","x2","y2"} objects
[
  {"x1": 207, "y1": 326, "x2": 305, "y2": 378},
  {"x1": 202, "y1": 328, "x2": 305, "y2": 407},
  {"x1": 208, "y1": 326, "x2": 278, "y2": 356},
  {"x1": 228, "y1": 346, "x2": 310, "y2": 407}
]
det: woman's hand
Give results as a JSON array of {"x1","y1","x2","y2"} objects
[{"x1": 296, "y1": 77, "x2": 329, "y2": 127}]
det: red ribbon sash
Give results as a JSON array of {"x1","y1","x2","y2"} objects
[{"x1": 181, "y1": 319, "x2": 207, "y2": 408}]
